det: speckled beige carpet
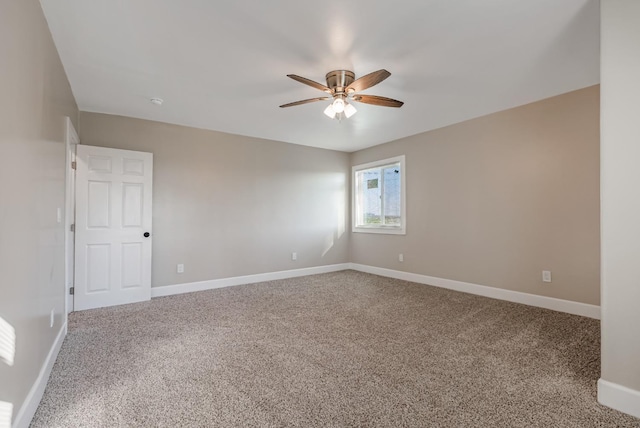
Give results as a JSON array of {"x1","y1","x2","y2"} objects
[{"x1": 32, "y1": 270, "x2": 639, "y2": 427}]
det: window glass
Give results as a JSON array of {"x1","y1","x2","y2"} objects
[{"x1": 352, "y1": 156, "x2": 405, "y2": 235}]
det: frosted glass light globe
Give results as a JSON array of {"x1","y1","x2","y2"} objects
[
  {"x1": 324, "y1": 104, "x2": 336, "y2": 118},
  {"x1": 344, "y1": 102, "x2": 357, "y2": 118},
  {"x1": 332, "y1": 97, "x2": 345, "y2": 113}
]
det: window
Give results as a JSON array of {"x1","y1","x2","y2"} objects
[{"x1": 352, "y1": 155, "x2": 406, "y2": 234}]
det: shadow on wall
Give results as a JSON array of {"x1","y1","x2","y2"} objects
[{"x1": 323, "y1": 172, "x2": 348, "y2": 258}]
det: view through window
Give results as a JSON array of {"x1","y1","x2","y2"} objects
[{"x1": 353, "y1": 155, "x2": 406, "y2": 234}]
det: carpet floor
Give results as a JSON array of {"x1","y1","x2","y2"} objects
[{"x1": 32, "y1": 270, "x2": 640, "y2": 427}]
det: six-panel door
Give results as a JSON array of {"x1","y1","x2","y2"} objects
[{"x1": 74, "y1": 145, "x2": 153, "y2": 311}]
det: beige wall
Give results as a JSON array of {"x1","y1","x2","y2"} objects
[
  {"x1": 351, "y1": 86, "x2": 600, "y2": 305},
  {"x1": 0, "y1": 0, "x2": 78, "y2": 424},
  {"x1": 599, "y1": 0, "x2": 640, "y2": 416},
  {"x1": 79, "y1": 112, "x2": 350, "y2": 287}
]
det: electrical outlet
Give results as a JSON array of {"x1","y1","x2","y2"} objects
[
  {"x1": 49, "y1": 309, "x2": 54, "y2": 328},
  {"x1": 542, "y1": 270, "x2": 552, "y2": 283},
  {"x1": 399, "y1": 253, "x2": 404, "y2": 262},
  {"x1": 292, "y1": 252, "x2": 297, "y2": 261},
  {"x1": 177, "y1": 264, "x2": 184, "y2": 274}
]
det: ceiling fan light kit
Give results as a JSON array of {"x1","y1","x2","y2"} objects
[
  {"x1": 280, "y1": 69, "x2": 404, "y2": 121},
  {"x1": 323, "y1": 97, "x2": 357, "y2": 120}
]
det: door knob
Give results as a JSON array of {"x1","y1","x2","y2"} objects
[{"x1": 143, "y1": 232, "x2": 150, "y2": 238}]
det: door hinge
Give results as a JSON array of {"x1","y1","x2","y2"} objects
[
  {"x1": 71, "y1": 161, "x2": 76, "y2": 170},
  {"x1": 69, "y1": 287, "x2": 74, "y2": 295},
  {"x1": 70, "y1": 223, "x2": 75, "y2": 232}
]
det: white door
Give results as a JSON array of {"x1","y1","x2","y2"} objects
[{"x1": 74, "y1": 145, "x2": 153, "y2": 311}]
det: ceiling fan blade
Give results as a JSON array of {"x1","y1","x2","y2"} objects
[
  {"x1": 279, "y1": 97, "x2": 330, "y2": 108},
  {"x1": 346, "y1": 69, "x2": 391, "y2": 93},
  {"x1": 352, "y1": 94, "x2": 404, "y2": 108},
  {"x1": 287, "y1": 74, "x2": 332, "y2": 93}
]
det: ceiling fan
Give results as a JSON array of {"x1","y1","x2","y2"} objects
[{"x1": 280, "y1": 69, "x2": 403, "y2": 120}]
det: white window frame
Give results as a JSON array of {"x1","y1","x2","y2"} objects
[{"x1": 352, "y1": 155, "x2": 406, "y2": 235}]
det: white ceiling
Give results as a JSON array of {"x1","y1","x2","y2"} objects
[{"x1": 40, "y1": 0, "x2": 599, "y2": 152}]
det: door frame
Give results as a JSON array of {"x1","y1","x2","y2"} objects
[{"x1": 64, "y1": 117, "x2": 79, "y2": 316}]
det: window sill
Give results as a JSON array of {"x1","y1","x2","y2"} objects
[{"x1": 352, "y1": 226, "x2": 406, "y2": 235}]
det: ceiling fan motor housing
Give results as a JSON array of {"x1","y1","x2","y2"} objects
[{"x1": 325, "y1": 70, "x2": 355, "y2": 95}]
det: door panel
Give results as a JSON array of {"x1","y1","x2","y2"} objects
[
  {"x1": 86, "y1": 244, "x2": 110, "y2": 292},
  {"x1": 87, "y1": 155, "x2": 112, "y2": 173},
  {"x1": 87, "y1": 181, "x2": 111, "y2": 227},
  {"x1": 75, "y1": 145, "x2": 153, "y2": 310},
  {"x1": 122, "y1": 183, "x2": 143, "y2": 227},
  {"x1": 123, "y1": 158, "x2": 144, "y2": 175},
  {"x1": 121, "y1": 242, "x2": 143, "y2": 288}
]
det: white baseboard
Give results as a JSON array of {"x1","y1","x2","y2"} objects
[
  {"x1": 598, "y1": 379, "x2": 640, "y2": 419},
  {"x1": 153, "y1": 262, "x2": 599, "y2": 319},
  {"x1": 349, "y1": 263, "x2": 601, "y2": 319},
  {"x1": 151, "y1": 263, "x2": 351, "y2": 298},
  {"x1": 13, "y1": 321, "x2": 67, "y2": 428}
]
